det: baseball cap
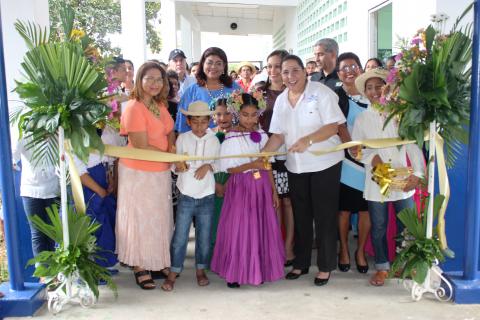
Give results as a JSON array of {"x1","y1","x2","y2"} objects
[{"x1": 169, "y1": 49, "x2": 187, "y2": 61}]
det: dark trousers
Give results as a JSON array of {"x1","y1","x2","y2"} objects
[
  {"x1": 288, "y1": 162, "x2": 341, "y2": 272},
  {"x1": 22, "y1": 196, "x2": 59, "y2": 256}
]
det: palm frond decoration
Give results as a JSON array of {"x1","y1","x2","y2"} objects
[
  {"x1": 11, "y1": 5, "x2": 110, "y2": 165},
  {"x1": 27, "y1": 204, "x2": 117, "y2": 299}
]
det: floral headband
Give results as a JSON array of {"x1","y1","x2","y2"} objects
[{"x1": 226, "y1": 89, "x2": 266, "y2": 115}]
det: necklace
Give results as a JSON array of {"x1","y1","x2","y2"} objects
[
  {"x1": 205, "y1": 82, "x2": 225, "y2": 102},
  {"x1": 144, "y1": 99, "x2": 161, "y2": 118}
]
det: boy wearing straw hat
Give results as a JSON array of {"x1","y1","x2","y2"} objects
[{"x1": 162, "y1": 101, "x2": 220, "y2": 291}]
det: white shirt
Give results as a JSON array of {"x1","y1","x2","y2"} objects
[
  {"x1": 351, "y1": 105, "x2": 425, "y2": 202},
  {"x1": 219, "y1": 130, "x2": 270, "y2": 173},
  {"x1": 73, "y1": 126, "x2": 126, "y2": 175},
  {"x1": 12, "y1": 138, "x2": 60, "y2": 199},
  {"x1": 269, "y1": 80, "x2": 346, "y2": 173},
  {"x1": 176, "y1": 129, "x2": 220, "y2": 199}
]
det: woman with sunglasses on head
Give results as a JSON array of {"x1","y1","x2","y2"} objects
[
  {"x1": 175, "y1": 47, "x2": 240, "y2": 134},
  {"x1": 334, "y1": 52, "x2": 371, "y2": 275}
]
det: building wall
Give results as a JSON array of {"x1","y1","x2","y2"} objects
[
  {"x1": 272, "y1": 7, "x2": 297, "y2": 53},
  {"x1": 292, "y1": 0, "x2": 472, "y2": 67}
]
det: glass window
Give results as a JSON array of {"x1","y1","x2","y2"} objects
[{"x1": 344, "y1": 32, "x2": 348, "y2": 41}]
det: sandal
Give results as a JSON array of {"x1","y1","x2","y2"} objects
[
  {"x1": 161, "y1": 279, "x2": 175, "y2": 292},
  {"x1": 196, "y1": 273, "x2": 210, "y2": 287},
  {"x1": 134, "y1": 270, "x2": 156, "y2": 290},
  {"x1": 369, "y1": 271, "x2": 388, "y2": 286}
]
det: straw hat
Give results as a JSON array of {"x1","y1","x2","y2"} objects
[
  {"x1": 180, "y1": 101, "x2": 215, "y2": 116},
  {"x1": 354, "y1": 68, "x2": 389, "y2": 96},
  {"x1": 237, "y1": 61, "x2": 256, "y2": 74}
]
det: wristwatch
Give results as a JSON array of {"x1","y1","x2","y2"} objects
[{"x1": 308, "y1": 139, "x2": 313, "y2": 146}]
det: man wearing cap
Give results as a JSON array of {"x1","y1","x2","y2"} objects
[
  {"x1": 168, "y1": 49, "x2": 196, "y2": 99},
  {"x1": 311, "y1": 38, "x2": 341, "y2": 91},
  {"x1": 236, "y1": 61, "x2": 255, "y2": 92}
]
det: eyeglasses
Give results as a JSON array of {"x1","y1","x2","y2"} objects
[
  {"x1": 281, "y1": 68, "x2": 303, "y2": 77},
  {"x1": 205, "y1": 60, "x2": 224, "y2": 68},
  {"x1": 339, "y1": 64, "x2": 360, "y2": 73},
  {"x1": 143, "y1": 77, "x2": 163, "y2": 84}
]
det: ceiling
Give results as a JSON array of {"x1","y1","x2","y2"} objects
[{"x1": 190, "y1": 3, "x2": 275, "y2": 21}]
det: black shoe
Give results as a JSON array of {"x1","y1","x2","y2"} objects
[
  {"x1": 227, "y1": 282, "x2": 240, "y2": 288},
  {"x1": 355, "y1": 250, "x2": 369, "y2": 274},
  {"x1": 338, "y1": 253, "x2": 350, "y2": 272},
  {"x1": 285, "y1": 268, "x2": 309, "y2": 280},
  {"x1": 314, "y1": 273, "x2": 330, "y2": 286},
  {"x1": 150, "y1": 269, "x2": 180, "y2": 280},
  {"x1": 284, "y1": 259, "x2": 294, "y2": 267}
]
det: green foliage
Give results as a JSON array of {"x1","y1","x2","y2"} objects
[
  {"x1": 49, "y1": 0, "x2": 121, "y2": 55},
  {"x1": 49, "y1": 0, "x2": 163, "y2": 55},
  {"x1": 391, "y1": 195, "x2": 447, "y2": 284},
  {"x1": 145, "y1": 2, "x2": 162, "y2": 54},
  {"x1": 27, "y1": 204, "x2": 117, "y2": 298},
  {"x1": 383, "y1": 4, "x2": 473, "y2": 167},
  {"x1": 12, "y1": 5, "x2": 111, "y2": 165}
]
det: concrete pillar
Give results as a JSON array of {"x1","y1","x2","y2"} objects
[
  {"x1": 192, "y1": 29, "x2": 202, "y2": 62},
  {"x1": 179, "y1": 15, "x2": 192, "y2": 63},
  {"x1": 160, "y1": 0, "x2": 177, "y2": 62},
  {"x1": 121, "y1": 0, "x2": 146, "y2": 69},
  {"x1": 1, "y1": 0, "x2": 48, "y2": 113}
]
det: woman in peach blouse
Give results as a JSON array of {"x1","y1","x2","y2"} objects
[{"x1": 117, "y1": 61, "x2": 175, "y2": 290}]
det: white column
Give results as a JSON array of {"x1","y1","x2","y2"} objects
[
  {"x1": 160, "y1": 0, "x2": 177, "y2": 62},
  {"x1": 179, "y1": 15, "x2": 192, "y2": 63},
  {"x1": 0, "y1": 0, "x2": 49, "y2": 141},
  {"x1": 192, "y1": 29, "x2": 202, "y2": 62},
  {"x1": 121, "y1": 0, "x2": 146, "y2": 70}
]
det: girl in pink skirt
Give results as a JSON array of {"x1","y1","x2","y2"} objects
[{"x1": 210, "y1": 93, "x2": 285, "y2": 288}]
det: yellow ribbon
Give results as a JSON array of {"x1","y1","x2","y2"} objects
[{"x1": 67, "y1": 134, "x2": 451, "y2": 253}]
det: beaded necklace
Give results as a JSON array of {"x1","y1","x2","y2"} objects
[
  {"x1": 205, "y1": 82, "x2": 225, "y2": 101},
  {"x1": 144, "y1": 99, "x2": 161, "y2": 118}
]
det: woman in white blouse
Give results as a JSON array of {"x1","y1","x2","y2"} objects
[
  {"x1": 351, "y1": 68, "x2": 424, "y2": 286},
  {"x1": 262, "y1": 54, "x2": 346, "y2": 286},
  {"x1": 13, "y1": 137, "x2": 60, "y2": 259}
]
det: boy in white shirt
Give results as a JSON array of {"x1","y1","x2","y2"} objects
[
  {"x1": 162, "y1": 101, "x2": 220, "y2": 291},
  {"x1": 352, "y1": 68, "x2": 424, "y2": 287}
]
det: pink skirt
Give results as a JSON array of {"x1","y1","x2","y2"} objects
[{"x1": 116, "y1": 163, "x2": 173, "y2": 270}]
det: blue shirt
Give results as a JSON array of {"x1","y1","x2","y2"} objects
[{"x1": 175, "y1": 82, "x2": 240, "y2": 133}]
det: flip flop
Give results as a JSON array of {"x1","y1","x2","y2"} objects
[
  {"x1": 196, "y1": 273, "x2": 210, "y2": 287},
  {"x1": 370, "y1": 271, "x2": 388, "y2": 286},
  {"x1": 161, "y1": 279, "x2": 175, "y2": 292}
]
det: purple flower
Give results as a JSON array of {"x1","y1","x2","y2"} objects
[
  {"x1": 250, "y1": 131, "x2": 262, "y2": 143},
  {"x1": 411, "y1": 37, "x2": 422, "y2": 46},
  {"x1": 379, "y1": 96, "x2": 387, "y2": 105},
  {"x1": 386, "y1": 68, "x2": 398, "y2": 84},
  {"x1": 395, "y1": 52, "x2": 403, "y2": 61}
]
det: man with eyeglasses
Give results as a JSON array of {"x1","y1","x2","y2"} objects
[
  {"x1": 168, "y1": 49, "x2": 196, "y2": 100},
  {"x1": 311, "y1": 38, "x2": 342, "y2": 91}
]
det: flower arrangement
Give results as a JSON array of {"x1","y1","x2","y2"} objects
[
  {"x1": 226, "y1": 89, "x2": 267, "y2": 115},
  {"x1": 379, "y1": 5, "x2": 473, "y2": 286},
  {"x1": 376, "y1": 6, "x2": 472, "y2": 166}
]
